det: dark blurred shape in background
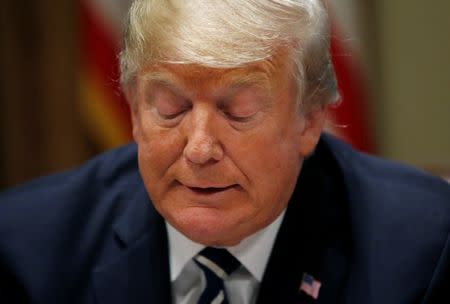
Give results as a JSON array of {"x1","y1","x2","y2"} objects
[{"x1": 1, "y1": 1, "x2": 91, "y2": 188}]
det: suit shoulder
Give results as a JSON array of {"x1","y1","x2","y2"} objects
[
  {"x1": 321, "y1": 134, "x2": 450, "y2": 301},
  {"x1": 0, "y1": 143, "x2": 141, "y2": 240},
  {"x1": 321, "y1": 133, "x2": 450, "y2": 242},
  {"x1": 1, "y1": 143, "x2": 139, "y2": 202},
  {"x1": 322, "y1": 133, "x2": 450, "y2": 207},
  {"x1": 0, "y1": 143, "x2": 148, "y2": 301}
]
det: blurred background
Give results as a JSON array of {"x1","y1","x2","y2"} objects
[{"x1": 1, "y1": 0, "x2": 449, "y2": 189}]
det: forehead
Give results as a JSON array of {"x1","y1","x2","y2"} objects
[{"x1": 138, "y1": 48, "x2": 293, "y2": 94}]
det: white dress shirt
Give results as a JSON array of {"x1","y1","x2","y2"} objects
[{"x1": 167, "y1": 210, "x2": 286, "y2": 304}]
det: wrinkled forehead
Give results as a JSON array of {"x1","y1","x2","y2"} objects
[{"x1": 137, "y1": 47, "x2": 295, "y2": 94}]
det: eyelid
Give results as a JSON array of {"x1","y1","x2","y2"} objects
[
  {"x1": 155, "y1": 102, "x2": 190, "y2": 120},
  {"x1": 225, "y1": 112, "x2": 256, "y2": 123},
  {"x1": 221, "y1": 98, "x2": 263, "y2": 122},
  {"x1": 158, "y1": 111, "x2": 185, "y2": 120},
  {"x1": 150, "y1": 85, "x2": 190, "y2": 117}
]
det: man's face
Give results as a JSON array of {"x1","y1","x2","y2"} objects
[{"x1": 129, "y1": 53, "x2": 325, "y2": 246}]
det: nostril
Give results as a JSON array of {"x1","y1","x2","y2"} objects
[
  {"x1": 184, "y1": 135, "x2": 222, "y2": 164},
  {"x1": 184, "y1": 142, "x2": 211, "y2": 164}
]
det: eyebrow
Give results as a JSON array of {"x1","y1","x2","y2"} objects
[
  {"x1": 218, "y1": 72, "x2": 274, "y2": 104},
  {"x1": 140, "y1": 72, "x2": 186, "y2": 96},
  {"x1": 140, "y1": 69, "x2": 272, "y2": 97},
  {"x1": 218, "y1": 71, "x2": 272, "y2": 91},
  {"x1": 139, "y1": 71, "x2": 275, "y2": 112}
]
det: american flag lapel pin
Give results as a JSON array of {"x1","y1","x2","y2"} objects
[{"x1": 299, "y1": 272, "x2": 321, "y2": 300}]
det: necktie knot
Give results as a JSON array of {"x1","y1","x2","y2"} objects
[
  {"x1": 194, "y1": 247, "x2": 241, "y2": 303},
  {"x1": 195, "y1": 247, "x2": 241, "y2": 277}
]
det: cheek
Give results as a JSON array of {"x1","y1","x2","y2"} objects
[
  {"x1": 135, "y1": 117, "x2": 184, "y2": 184},
  {"x1": 227, "y1": 128, "x2": 302, "y2": 208}
]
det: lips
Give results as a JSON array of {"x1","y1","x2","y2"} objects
[
  {"x1": 187, "y1": 185, "x2": 236, "y2": 195},
  {"x1": 175, "y1": 179, "x2": 239, "y2": 195}
]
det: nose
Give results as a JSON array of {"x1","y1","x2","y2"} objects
[{"x1": 183, "y1": 107, "x2": 224, "y2": 165}]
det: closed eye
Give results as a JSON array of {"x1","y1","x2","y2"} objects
[
  {"x1": 224, "y1": 112, "x2": 256, "y2": 123},
  {"x1": 219, "y1": 85, "x2": 267, "y2": 125},
  {"x1": 157, "y1": 106, "x2": 190, "y2": 120},
  {"x1": 148, "y1": 84, "x2": 191, "y2": 123}
]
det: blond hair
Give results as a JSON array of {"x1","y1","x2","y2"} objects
[{"x1": 120, "y1": 0, "x2": 339, "y2": 109}]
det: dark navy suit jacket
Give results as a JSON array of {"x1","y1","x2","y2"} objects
[{"x1": 1, "y1": 134, "x2": 449, "y2": 303}]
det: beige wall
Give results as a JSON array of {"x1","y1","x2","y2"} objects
[{"x1": 373, "y1": 0, "x2": 450, "y2": 170}]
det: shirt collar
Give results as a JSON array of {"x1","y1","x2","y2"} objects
[{"x1": 166, "y1": 209, "x2": 286, "y2": 282}]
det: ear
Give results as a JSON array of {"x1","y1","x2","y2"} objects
[{"x1": 298, "y1": 106, "x2": 327, "y2": 157}]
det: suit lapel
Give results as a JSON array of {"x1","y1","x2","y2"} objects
[
  {"x1": 256, "y1": 139, "x2": 351, "y2": 304},
  {"x1": 92, "y1": 186, "x2": 172, "y2": 304}
]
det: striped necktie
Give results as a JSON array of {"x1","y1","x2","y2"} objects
[{"x1": 194, "y1": 247, "x2": 241, "y2": 304}]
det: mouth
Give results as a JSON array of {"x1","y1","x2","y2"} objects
[{"x1": 187, "y1": 185, "x2": 237, "y2": 195}]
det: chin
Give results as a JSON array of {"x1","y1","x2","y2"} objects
[{"x1": 167, "y1": 206, "x2": 249, "y2": 246}]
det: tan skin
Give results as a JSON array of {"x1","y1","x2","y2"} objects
[{"x1": 127, "y1": 53, "x2": 326, "y2": 247}]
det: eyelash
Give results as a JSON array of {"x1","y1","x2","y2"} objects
[
  {"x1": 224, "y1": 112, "x2": 254, "y2": 123},
  {"x1": 158, "y1": 110, "x2": 187, "y2": 120},
  {"x1": 159, "y1": 110, "x2": 252, "y2": 123},
  {"x1": 153, "y1": 104, "x2": 257, "y2": 126},
  {"x1": 153, "y1": 100, "x2": 190, "y2": 120}
]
